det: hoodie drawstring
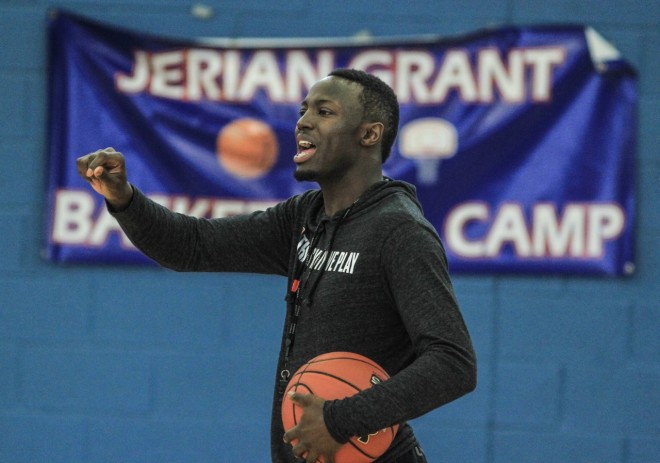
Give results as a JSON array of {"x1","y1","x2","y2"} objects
[{"x1": 279, "y1": 203, "x2": 356, "y2": 393}]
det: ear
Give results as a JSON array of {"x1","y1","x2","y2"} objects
[{"x1": 360, "y1": 122, "x2": 384, "y2": 147}]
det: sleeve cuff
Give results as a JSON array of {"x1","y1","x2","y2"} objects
[
  {"x1": 323, "y1": 400, "x2": 351, "y2": 444},
  {"x1": 106, "y1": 184, "x2": 135, "y2": 214}
]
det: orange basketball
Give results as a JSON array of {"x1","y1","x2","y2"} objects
[{"x1": 281, "y1": 352, "x2": 399, "y2": 463}]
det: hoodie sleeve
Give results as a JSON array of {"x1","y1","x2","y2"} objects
[
  {"x1": 383, "y1": 220, "x2": 477, "y2": 413},
  {"x1": 323, "y1": 218, "x2": 477, "y2": 441},
  {"x1": 110, "y1": 185, "x2": 294, "y2": 275}
]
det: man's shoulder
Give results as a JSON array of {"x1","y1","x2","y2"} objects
[
  {"x1": 284, "y1": 188, "x2": 322, "y2": 209},
  {"x1": 273, "y1": 188, "x2": 323, "y2": 222},
  {"x1": 373, "y1": 190, "x2": 426, "y2": 222}
]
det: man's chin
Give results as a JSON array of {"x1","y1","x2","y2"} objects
[{"x1": 293, "y1": 168, "x2": 317, "y2": 182}]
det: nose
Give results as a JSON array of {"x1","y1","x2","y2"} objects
[{"x1": 296, "y1": 111, "x2": 312, "y2": 131}]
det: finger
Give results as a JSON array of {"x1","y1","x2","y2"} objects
[
  {"x1": 87, "y1": 147, "x2": 120, "y2": 170},
  {"x1": 76, "y1": 152, "x2": 106, "y2": 180},
  {"x1": 76, "y1": 154, "x2": 98, "y2": 178},
  {"x1": 288, "y1": 391, "x2": 313, "y2": 407},
  {"x1": 95, "y1": 146, "x2": 116, "y2": 158},
  {"x1": 86, "y1": 149, "x2": 107, "y2": 171},
  {"x1": 305, "y1": 450, "x2": 318, "y2": 463},
  {"x1": 283, "y1": 427, "x2": 298, "y2": 444},
  {"x1": 291, "y1": 439, "x2": 307, "y2": 459},
  {"x1": 93, "y1": 150, "x2": 126, "y2": 181}
]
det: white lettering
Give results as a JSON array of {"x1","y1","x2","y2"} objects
[
  {"x1": 341, "y1": 252, "x2": 360, "y2": 273},
  {"x1": 395, "y1": 51, "x2": 434, "y2": 102},
  {"x1": 478, "y1": 48, "x2": 525, "y2": 103},
  {"x1": 171, "y1": 197, "x2": 210, "y2": 217},
  {"x1": 587, "y1": 204, "x2": 625, "y2": 257},
  {"x1": 51, "y1": 190, "x2": 280, "y2": 250},
  {"x1": 286, "y1": 50, "x2": 335, "y2": 102},
  {"x1": 222, "y1": 50, "x2": 241, "y2": 100},
  {"x1": 150, "y1": 50, "x2": 186, "y2": 99},
  {"x1": 430, "y1": 50, "x2": 478, "y2": 102},
  {"x1": 52, "y1": 190, "x2": 95, "y2": 244},
  {"x1": 238, "y1": 51, "x2": 285, "y2": 101},
  {"x1": 211, "y1": 200, "x2": 276, "y2": 218},
  {"x1": 115, "y1": 46, "x2": 565, "y2": 104},
  {"x1": 325, "y1": 251, "x2": 339, "y2": 271},
  {"x1": 525, "y1": 48, "x2": 565, "y2": 101},
  {"x1": 310, "y1": 248, "x2": 328, "y2": 270},
  {"x1": 116, "y1": 50, "x2": 150, "y2": 93},
  {"x1": 186, "y1": 49, "x2": 222, "y2": 100},
  {"x1": 332, "y1": 251, "x2": 347, "y2": 272},
  {"x1": 485, "y1": 203, "x2": 531, "y2": 257},
  {"x1": 444, "y1": 201, "x2": 626, "y2": 259},
  {"x1": 444, "y1": 202, "x2": 488, "y2": 257},
  {"x1": 88, "y1": 209, "x2": 128, "y2": 246},
  {"x1": 533, "y1": 204, "x2": 585, "y2": 257},
  {"x1": 348, "y1": 50, "x2": 394, "y2": 87},
  {"x1": 51, "y1": 190, "x2": 132, "y2": 247}
]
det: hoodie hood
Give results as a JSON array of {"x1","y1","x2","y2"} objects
[
  {"x1": 349, "y1": 177, "x2": 423, "y2": 219},
  {"x1": 306, "y1": 177, "x2": 423, "y2": 228}
]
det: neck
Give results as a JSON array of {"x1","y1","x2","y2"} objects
[{"x1": 319, "y1": 170, "x2": 383, "y2": 217}]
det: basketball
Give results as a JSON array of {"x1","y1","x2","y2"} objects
[{"x1": 281, "y1": 352, "x2": 399, "y2": 463}]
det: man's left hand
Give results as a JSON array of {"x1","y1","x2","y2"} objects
[{"x1": 283, "y1": 392, "x2": 343, "y2": 463}]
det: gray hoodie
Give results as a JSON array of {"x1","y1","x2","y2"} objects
[{"x1": 111, "y1": 178, "x2": 476, "y2": 462}]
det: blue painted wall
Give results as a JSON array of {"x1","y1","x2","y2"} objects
[{"x1": 1, "y1": 1, "x2": 658, "y2": 462}]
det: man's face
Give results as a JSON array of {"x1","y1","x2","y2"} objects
[{"x1": 293, "y1": 76, "x2": 365, "y2": 183}]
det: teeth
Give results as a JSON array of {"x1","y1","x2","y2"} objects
[{"x1": 298, "y1": 141, "x2": 313, "y2": 148}]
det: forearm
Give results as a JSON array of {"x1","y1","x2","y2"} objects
[
  {"x1": 109, "y1": 186, "x2": 207, "y2": 270},
  {"x1": 324, "y1": 338, "x2": 476, "y2": 442}
]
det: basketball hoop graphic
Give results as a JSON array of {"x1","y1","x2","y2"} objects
[{"x1": 399, "y1": 118, "x2": 458, "y2": 185}]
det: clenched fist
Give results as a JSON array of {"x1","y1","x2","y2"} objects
[{"x1": 76, "y1": 147, "x2": 133, "y2": 210}]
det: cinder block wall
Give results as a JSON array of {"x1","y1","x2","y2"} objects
[{"x1": 1, "y1": 1, "x2": 658, "y2": 462}]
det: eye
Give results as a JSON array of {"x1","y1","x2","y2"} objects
[
  {"x1": 319, "y1": 108, "x2": 333, "y2": 116},
  {"x1": 298, "y1": 107, "x2": 307, "y2": 117}
]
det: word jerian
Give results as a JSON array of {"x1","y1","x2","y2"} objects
[{"x1": 116, "y1": 47, "x2": 565, "y2": 104}]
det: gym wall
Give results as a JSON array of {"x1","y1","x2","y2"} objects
[{"x1": 1, "y1": 1, "x2": 658, "y2": 462}]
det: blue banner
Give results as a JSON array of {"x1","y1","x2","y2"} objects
[{"x1": 46, "y1": 11, "x2": 637, "y2": 275}]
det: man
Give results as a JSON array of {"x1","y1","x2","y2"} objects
[{"x1": 77, "y1": 69, "x2": 476, "y2": 463}]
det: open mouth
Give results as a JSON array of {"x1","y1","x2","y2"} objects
[{"x1": 294, "y1": 140, "x2": 317, "y2": 163}]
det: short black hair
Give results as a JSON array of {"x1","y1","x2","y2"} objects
[{"x1": 328, "y1": 68, "x2": 399, "y2": 163}]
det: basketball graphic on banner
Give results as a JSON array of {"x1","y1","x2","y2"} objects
[{"x1": 216, "y1": 118, "x2": 278, "y2": 178}]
